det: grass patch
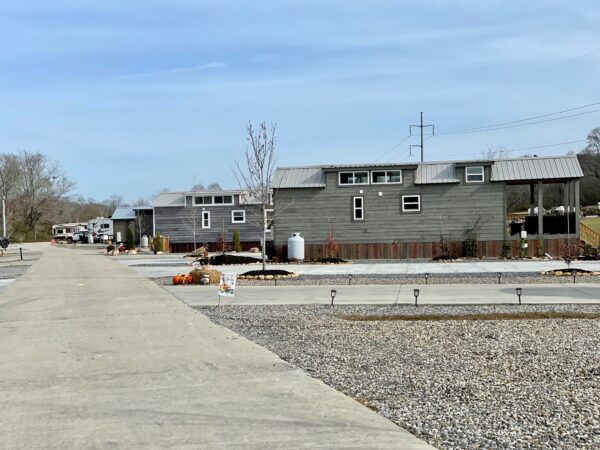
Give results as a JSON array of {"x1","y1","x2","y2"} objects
[{"x1": 339, "y1": 311, "x2": 600, "y2": 322}]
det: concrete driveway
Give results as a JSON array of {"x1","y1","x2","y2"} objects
[{"x1": 0, "y1": 244, "x2": 433, "y2": 449}]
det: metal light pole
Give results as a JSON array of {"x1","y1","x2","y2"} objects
[{"x1": 2, "y1": 193, "x2": 6, "y2": 237}]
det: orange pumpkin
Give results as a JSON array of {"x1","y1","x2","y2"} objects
[
  {"x1": 172, "y1": 274, "x2": 184, "y2": 285},
  {"x1": 187, "y1": 274, "x2": 193, "y2": 284}
]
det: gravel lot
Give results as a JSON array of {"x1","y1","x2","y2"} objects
[{"x1": 199, "y1": 304, "x2": 600, "y2": 450}]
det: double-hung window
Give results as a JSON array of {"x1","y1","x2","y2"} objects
[
  {"x1": 372, "y1": 170, "x2": 402, "y2": 184},
  {"x1": 339, "y1": 171, "x2": 369, "y2": 185},
  {"x1": 231, "y1": 210, "x2": 246, "y2": 224},
  {"x1": 353, "y1": 197, "x2": 364, "y2": 220},
  {"x1": 402, "y1": 195, "x2": 421, "y2": 212},
  {"x1": 214, "y1": 195, "x2": 233, "y2": 205},
  {"x1": 202, "y1": 211, "x2": 211, "y2": 229},
  {"x1": 194, "y1": 196, "x2": 213, "y2": 205},
  {"x1": 465, "y1": 166, "x2": 484, "y2": 183}
]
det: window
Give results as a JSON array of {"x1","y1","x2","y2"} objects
[
  {"x1": 466, "y1": 166, "x2": 484, "y2": 183},
  {"x1": 372, "y1": 170, "x2": 402, "y2": 184},
  {"x1": 101, "y1": 223, "x2": 110, "y2": 229},
  {"x1": 194, "y1": 196, "x2": 213, "y2": 205},
  {"x1": 353, "y1": 197, "x2": 364, "y2": 220},
  {"x1": 231, "y1": 210, "x2": 246, "y2": 223},
  {"x1": 265, "y1": 209, "x2": 274, "y2": 232},
  {"x1": 202, "y1": 211, "x2": 211, "y2": 229},
  {"x1": 213, "y1": 195, "x2": 233, "y2": 205},
  {"x1": 339, "y1": 171, "x2": 369, "y2": 185},
  {"x1": 402, "y1": 195, "x2": 421, "y2": 212}
]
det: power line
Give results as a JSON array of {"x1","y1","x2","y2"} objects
[
  {"x1": 373, "y1": 134, "x2": 412, "y2": 162},
  {"x1": 429, "y1": 139, "x2": 587, "y2": 160},
  {"x1": 437, "y1": 107, "x2": 600, "y2": 136}
]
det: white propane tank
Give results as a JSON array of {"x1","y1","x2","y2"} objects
[
  {"x1": 141, "y1": 235, "x2": 149, "y2": 248},
  {"x1": 87, "y1": 234, "x2": 94, "y2": 244},
  {"x1": 287, "y1": 233, "x2": 305, "y2": 261},
  {"x1": 116, "y1": 232, "x2": 122, "y2": 243}
]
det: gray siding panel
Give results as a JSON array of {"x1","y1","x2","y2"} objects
[
  {"x1": 155, "y1": 203, "x2": 266, "y2": 243},
  {"x1": 274, "y1": 169, "x2": 505, "y2": 245}
]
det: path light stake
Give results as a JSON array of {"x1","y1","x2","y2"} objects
[
  {"x1": 424, "y1": 273, "x2": 429, "y2": 285},
  {"x1": 497, "y1": 272, "x2": 501, "y2": 284},
  {"x1": 413, "y1": 288, "x2": 420, "y2": 307},
  {"x1": 274, "y1": 277, "x2": 277, "y2": 286},
  {"x1": 20, "y1": 247, "x2": 23, "y2": 261},
  {"x1": 330, "y1": 289, "x2": 337, "y2": 306},
  {"x1": 516, "y1": 287, "x2": 522, "y2": 305},
  {"x1": 573, "y1": 272, "x2": 576, "y2": 284},
  {"x1": 348, "y1": 274, "x2": 353, "y2": 286}
]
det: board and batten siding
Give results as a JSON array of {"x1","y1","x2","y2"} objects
[
  {"x1": 154, "y1": 202, "x2": 265, "y2": 243},
  {"x1": 273, "y1": 167, "x2": 505, "y2": 246}
]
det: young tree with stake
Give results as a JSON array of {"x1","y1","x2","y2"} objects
[{"x1": 233, "y1": 122, "x2": 277, "y2": 271}]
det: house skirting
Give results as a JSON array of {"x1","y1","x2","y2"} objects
[{"x1": 275, "y1": 237, "x2": 579, "y2": 260}]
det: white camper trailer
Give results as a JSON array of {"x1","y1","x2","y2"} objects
[
  {"x1": 87, "y1": 217, "x2": 114, "y2": 242},
  {"x1": 51, "y1": 222, "x2": 87, "y2": 242}
]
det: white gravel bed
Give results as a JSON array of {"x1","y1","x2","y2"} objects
[{"x1": 198, "y1": 304, "x2": 600, "y2": 450}]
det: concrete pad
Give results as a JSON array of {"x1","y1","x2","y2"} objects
[
  {"x1": 165, "y1": 283, "x2": 600, "y2": 307},
  {"x1": 0, "y1": 245, "x2": 433, "y2": 449}
]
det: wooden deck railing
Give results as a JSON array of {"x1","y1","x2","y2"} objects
[{"x1": 580, "y1": 222, "x2": 600, "y2": 247}]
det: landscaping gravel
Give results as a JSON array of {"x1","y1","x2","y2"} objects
[
  {"x1": 154, "y1": 272, "x2": 600, "y2": 286},
  {"x1": 198, "y1": 304, "x2": 600, "y2": 450}
]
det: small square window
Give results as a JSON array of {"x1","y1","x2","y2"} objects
[
  {"x1": 232, "y1": 210, "x2": 246, "y2": 223},
  {"x1": 466, "y1": 166, "x2": 484, "y2": 183},
  {"x1": 402, "y1": 195, "x2": 421, "y2": 212}
]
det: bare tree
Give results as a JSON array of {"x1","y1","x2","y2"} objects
[
  {"x1": 102, "y1": 194, "x2": 124, "y2": 217},
  {"x1": 482, "y1": 145, "x2": 511, "y2": 160},
  {"x1": 17, "y1": 151, "x2": 75, "y2": 234},
  {"x1": 206, "y1": 182, "x2": 222, "y2": 192},
  {"x1": 180, "y1": 205, "x2": 201, "y2": 250},
  {"x1": 233, "y1": 121, "x2": 277, "y2": 271}
]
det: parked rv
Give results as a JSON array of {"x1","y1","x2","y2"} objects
[
  {"x1": 87, "y1": 217, "x2": 114, "y2": 242},
  {"x1": 51, "y1": 223, "x2": 87, "y2": 241}
]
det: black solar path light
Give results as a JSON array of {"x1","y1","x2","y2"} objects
[
  {"x1": 497, "y1": 272, "x2": 502, "y2": 284},
  {"x1": 424, "y1": 273, "x2": 429, "y2": 285},
  {"x1": 348, "y1": 274, "x2": 353, "y2": 286},
  {"x1": 413, "y1": 288, "x2": 420, "y2": 307},
  {"x1": 330, "y1": 289, "x2": 337, "y2": 306},
  {"x1": 516, "y1": 287, "x2": 522, "y2": 305}
]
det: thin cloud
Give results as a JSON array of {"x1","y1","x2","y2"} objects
[{"x1": 114, "y1": 62, "x2": 226, "y2": 80}]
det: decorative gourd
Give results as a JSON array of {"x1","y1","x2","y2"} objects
[
  {"x1": 187, "y1": 274, "x2": 193, "y2": 284},
  {"x1": 172, "y1": 275, "x2": 184, "y2": 285}
]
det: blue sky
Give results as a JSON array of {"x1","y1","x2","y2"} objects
[{"x1": 1, "y1": 1, "x2": 599, "y2": 202}]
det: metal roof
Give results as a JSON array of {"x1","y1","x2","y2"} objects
[
  {"x1": 415, "y1": 163, "x2": 459, "y2": 184},
  {"x1": 111, "y1": 206, "x2": 136, "y2": 220},
  {"x1": 491, "y1": 156, "x2": 583, "y2": 181},
  {"x1": 272, "y1": 167, "x2": 326, "y2": 188},
  {"x1": 153, "y1": 192, "x2": 186, "y2": 208}
]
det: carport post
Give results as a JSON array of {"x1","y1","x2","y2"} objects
[
  {"x1": 2, "y1": 194, "x2": 6, "y2": 237},
  {"x1": 537, "y1": 181, "x2": 544, "y2": 241}
]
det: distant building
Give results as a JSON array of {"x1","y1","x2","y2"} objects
[
  {"x1": 111, "y1": 206, "x2": 153, "y2": 243},
  {"x1": 272, "y1": 156, "x2": 583, "y2": 259},
  {"x1": 152, "y1": 190, "x2": 270, "y2": 253}
]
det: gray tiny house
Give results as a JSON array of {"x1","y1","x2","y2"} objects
[
  {"x1": 152, "y1": 190, "x2": 270, "y2": 253},
  {"x1": 272, "y1": 156, "x2": 583, "y2": 260}
]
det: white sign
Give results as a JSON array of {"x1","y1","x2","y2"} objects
[{"x1": 218, "y1": 273, "x2": 237, "y2": 297}]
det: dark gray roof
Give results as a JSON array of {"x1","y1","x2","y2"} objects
[
  {"x1": 272, "y1": 167, "x2": 326, "y2": 188},
  {"x1": 111, "y1": 206, "x2": 136, "y2": 220},
  {"x1": 414, "y1": 163, "x2": 459, "y2": 184},
  {"x1": 490, "y1": 156, "x2": 583, "y2": 181}
]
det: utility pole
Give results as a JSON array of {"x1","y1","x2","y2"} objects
[{"x1": 410, "y1": 112, "x2": 435, "y2": 162}]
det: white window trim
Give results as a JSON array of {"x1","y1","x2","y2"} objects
[
  {"x1": 465, "y1": 166, "x2": 484, "y2": 183},
  {"x1": 353, "y1": 196, "x2": 364, "y2": 220},
  {"x1": 402, "y1": 195, "x2": 421, "y2": 212},
  {"x1": 202, "y1": 211, "x2": 211, "y2": 229},
  {"x1": 193, "y1": 195, "x2": 235, "y2": 206},
  {"x1": 231, "y1": 210, "x2": 246, "y2": 224},
  {"x1": 339, "y1": 171, "x2": 370, "y2": 186},
  {"x1": 371, "y1": 169, "x2": 402, "y2": 184}
]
